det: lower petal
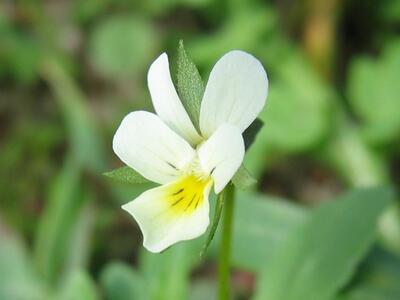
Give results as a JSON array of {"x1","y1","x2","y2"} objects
[{"x1": 122, "y1": 175, "x2": 212, "y2": 253}]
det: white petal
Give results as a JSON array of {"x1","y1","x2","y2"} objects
[
  {"x1": 113, "y1": 111, "x2": 195, "y2": 185},
  {"x1": 122, "y1": 176, "x2": 212, "y2": 253},
  {"x1": 148, "y1": 53, "x2": 202, "y2": 145},
  {"x1": 198, "y1": 124, "x2": 244, "y2": 193},
  {"x1": 200, "y1": 50, "x2": 268, "y2": 138}
]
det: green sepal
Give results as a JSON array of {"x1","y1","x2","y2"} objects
[
  {"x1": 231, "y1": 165, "x2": 257, "y2": 190},
  {"x1": 103, "y1": 166, "x2": 150, "y2": 184},
  {"x1": 243, "y1": 118, "x2": 264, "y2": 150},
  {"x1": 176, "y1": 40, "x2": 204, "y2": 132}
]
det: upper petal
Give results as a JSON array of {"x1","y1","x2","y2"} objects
[
  {"x1": 113, "y1": 111, "x2": 195, "y2": 185},
  {"x1": 122, "y1": 175, "x2": 212, "y2": 253},
  {"x1": 148, "y1": 53, "x2": 202, "y2": 146},
  {"x1": 198, "y1": 124, "x2": 245, "y2": 193},
  {"x1": 199, "y1": 50, "x2": 268, "y2": 138}
]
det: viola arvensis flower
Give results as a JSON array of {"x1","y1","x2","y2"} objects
[{"x1": 113, "y1": 50, "x2": 268, "y2": 252}]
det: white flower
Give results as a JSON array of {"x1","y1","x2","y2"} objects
[{"x1": 113, "y1": 50, "x2": 268, "y2": 253}]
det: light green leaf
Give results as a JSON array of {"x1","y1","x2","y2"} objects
[
  {"x1": 140, "y1": 240, "x2": 202, "y2": 300},
  {"x1": 103, "y1": 166, "x2": 150, "y2": 185},
  {"x1": 231, "y1": 165, "x2": 257, "y2": 190},
  {"x1": 33, "y1": 157, "x2": 85, "y2": 283},
  {"x1": 254, "y1": 187, "x2": 394, "y2": 300},
  {"x1": 42, "y1": 59, "x2": 105, "y2": 172},
  {"x1": 348, "y1": 39, "x2": 400, "y2": 145},
  {"x1": 176, "y1": 40, "x2": 204, "y2": 131},
  {"x1": 231, "y1": 192, "x2": 307, "y2": 271},
  {"x1": 0, "y1": 226, "x2": 48, "y2": 300},
  {"x1": 89, "y1": 15, "x2": 158, "y2": 77},
  {"x1": 100, "y1": 262, "x2": 144, "y2": 300},
  {"x1": 56, "y1": 270, "x2": 98, "y2": 300}
]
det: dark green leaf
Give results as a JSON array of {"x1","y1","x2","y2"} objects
[
  {"x1": 254, "y1": 187, "x2": 394, "y2": 300},
  {"x1": 243, "y1": 118, "x2": 264, "y2": 150},
  {"x1": 231, "y1": 165, "x2": 257, "y2": 190},
  {"x1": 176, "y1": 40, "x2": 204, "y2": 131},
  {"x1": 103, "y1": 166, "x2": 150, "y2": 184}
]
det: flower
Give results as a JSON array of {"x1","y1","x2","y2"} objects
[{"x1": 113, "y1": 50, "x2": 268, "y2": 253}]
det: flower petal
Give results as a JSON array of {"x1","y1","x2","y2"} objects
[
  {"x1": 122, "y1": 175, "x2": 212, "y2": 253},
  {"x1": 198, "y1": 124, "x2": 245, "y2": 193},
  {"x1": 148, "y1": 53, "x2": 202, "y2": 145},
  {"x1": 199, "y1": 50, "x2": 268, "y2": 138},
  {"x1": 113, "y1": 111, "x2": 195, "y2": 185}
]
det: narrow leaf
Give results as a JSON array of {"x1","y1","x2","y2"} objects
[
  {"x1": 200, "y1": 188, "x2": 226, "y2": 257},
  {"x1": 231, "y1": 165, "x2": 257, "y2": 190},
  {"x1": 103, "y1": 166, "x2": 150, "y2": 184},
  {"x1": 243, "y1": 118, "x2": 264, "y2": 150},
  {"x1": 176, "y1": 40, "x2": 204, "y2": 131}
]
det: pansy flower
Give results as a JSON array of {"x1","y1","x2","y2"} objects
[{"x1": 113, "y1": 50, "x2": 268, "y2": 253}]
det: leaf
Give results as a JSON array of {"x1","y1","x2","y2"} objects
[
  {"x1": 0, "y1": 225, "x2": 48, "y2": 300},
  {"x1": 176, "y1": 40, "x2": 204, "y2": 131},
  {"x1": 139, "y1": 240, "x2": 203, "y2": 300},
  {"x1": 33, "y1": 157, "x2": 86, "y2": 283},
  {"x1": 89, "y1": 15, "x2": 158, "y2": 77},
  {"x1": 337, "y1": 247, "x2": 400, "y2": 300},
  {"x1": 42, "y1": 59, "x2": 105, "y2": 172},
  {"x1": 205, "y1": 192, "x2": 307, "y2": 271},
  {"x1": 254, "y1": 187, "x2": 394, "y2": 300},
  {"x1": 231, "y1": 165, "x2": 257, "y2": 190},
  {"x1": 232, "y1": 192, "x2": 307, "y2": 271},
  {"x1": 243, "y1": 118, "x2": 264, "y2": 151},
  {"x1": 103, "y1": 166, "x2": 150, "y2": 184},
  {"x1": 199, "y1": 188, "x2": 226, "y2": 257},
  {"x1": 100, "y1": 262, "x2": 144, "y2": 300},
  {"x1": 56, "y1": 270, "x2": 98, "y2": 300},
  {"x1": 347, "y1": 39, "x2": 400, "y2": 145}
]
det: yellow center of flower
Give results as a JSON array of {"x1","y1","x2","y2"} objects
[{"x1": 166, "y1": 174, "x2": 211, "y2": 215}]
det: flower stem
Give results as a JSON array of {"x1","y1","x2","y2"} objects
[{"x1": 218, "y1": 184, "x2": 235, "y2": 300}]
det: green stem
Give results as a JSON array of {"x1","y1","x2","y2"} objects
[{"x1": 218, "y1": 184, "x2": 235, "y2": 300}]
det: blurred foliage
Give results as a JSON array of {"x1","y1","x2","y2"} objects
[{"x1": 1, "y1": 0, "x2": 400, "y2": 299}]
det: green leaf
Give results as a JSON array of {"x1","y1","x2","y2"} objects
[
  {"x1": 100, "y1": 262, "x2": 144, "y2": 300},
  {"x1": 231, "y1": 165, "x2": 257, "y2": 190},
  {"x1": 56, "y1": 270, "x2": 98, "y2": 300},
  {"x1": 33, "y1": 157, "x2": 85, "y2": 283},
  {"x1": 0, "y1": 226, "x2": 48, "y2": 300},
  {"x1": 347, "y1": 39, "x2": 400, "y2": 145},
  {"x1": 231, "y1": 192, "x2": 307, "y2": 271},
  {"x1": 200, "y1": 188, "x2": 225, "y2": 257},
  {"x1": 103, "y1": 166, "x2": 150, "y2": 184},
  {"x1": 176, "y1": 40, "x2": 204, "y2": 131},
  {"x1": 254, "y1": 187, "x2": 394, "y2": 300},
  {"x1": 338, "y1": 247, "x2": 400, "y2": 300},
  {"x1": 140, "y1": 240, "x2": 202, "y2": 300},
  {"x1": 243, "y1": 118, "x2": 264, "y2": 151},
  {"x1": 89, "y1": 15, "x2": 158, "y2": 77},
  {"x1": 42, "y1": 59, "x2": 105, "y2": 172}
]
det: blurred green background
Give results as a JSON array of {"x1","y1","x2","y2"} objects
[{"x1": 1, "y1": 0, "x2": 400, "y2": 299}]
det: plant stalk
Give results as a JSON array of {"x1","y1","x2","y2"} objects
[{"x1": 218, "y1": 184, "x2": 235, "y2": 300}]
